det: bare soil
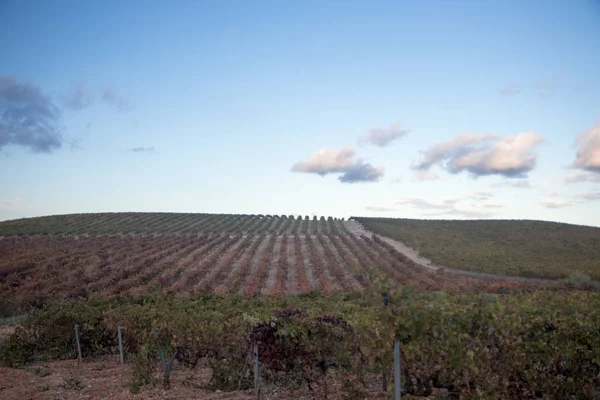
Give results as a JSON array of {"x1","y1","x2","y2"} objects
[{"x1": 0, "y1": 356, "x2": 397, "y2": 400}]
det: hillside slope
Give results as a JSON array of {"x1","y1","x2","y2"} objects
[{"x1": 354, "y1": 217, "x2": 600, "y2": 280}]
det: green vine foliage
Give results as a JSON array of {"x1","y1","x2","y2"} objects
[{"x1": 1, "y1": 288, "x2": 599, "y2": 398}]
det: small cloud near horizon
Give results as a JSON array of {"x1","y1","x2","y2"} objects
[
  {"x1": 492, "y1": 179, "x2": 531, "y2": 189},
  {"x1": 573, "y1": 192, "x2": 600, "y2": 201},
  {"x1": 291, "y1": 147, "x2": 384, "y2": 183},
  {"x1": 0, "y1": 197, "x2": 25, "y2": 207},
  {"x1": 365, "y1": 205, "x2": 397, "y2": 212},
  {"x1": 381, "y1": 191, "x2": 500, "y2": 218},
  {"x1": 541, "y1": 198, "x2": 572, "y2": 208},
  {"x1": 129, "y1": 146, "x2": 155, "y2": 153},
  {"x1": 358, "y1": 122, "x2": 409, "y2": 147},
  {"x1": 562, "y1": 171, "x2": 600, "y2": 184}
]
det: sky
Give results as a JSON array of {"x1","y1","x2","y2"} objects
[{"x1": 1, "y1": 0, "x2": 600, "y2": 226}]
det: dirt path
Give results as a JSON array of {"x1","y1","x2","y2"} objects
[
  {"x1": 344, "y1": 220, "x2": 439, "y2": 270},
  {"x1": 344, "y1": 220, "x2": 554, "y2": 283}
]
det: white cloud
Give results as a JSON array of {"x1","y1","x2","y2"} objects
[
  {"x1": 412, "y1": 170, "x2": 439, "y2": 182},
  {"x1": 482, "y1": 202, "x2": 504, "y2": 209},
  {"x1": 291, "y1": 147, "x2": 355, "y2": 175},
  {"x1": 0, "y1": 198, "x2": 24, "y2": 207},
  {"x1": 562, "y1": 171, "x2": 600, "y2": 184},
  {"x1": 492, "y1": 179, "x2": 531, "y2": 189},
  {"x1": 541, "y1": 199, "x2": 572, "y2": 208},
  {"x1": 365, "y1": 206, "x2": 397, "y2": 212},
  {"x1": 413, "y1": 132, "x2": 543, "y2": 178},
  {"x1": 291, "y1": 147, "x2": 384, "y2": 183},
  {"x1": 358, "y1": 123, "x2": 409, "y2": 147},
  {"x1": 573, "y1": 192, "x2": 600, "y2": 201},
  {"x1": 393, "y1": 191, "x2": 499, "y2": 218},
  {"x1": 573, "y1": 122, "x2": 600, "y2": 173}
]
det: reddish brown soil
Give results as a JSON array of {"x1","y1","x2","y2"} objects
[{"x1": 0, "y1": 357, "x2": 394, "y2": 400}]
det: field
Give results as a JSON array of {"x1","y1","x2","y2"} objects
[
  {"x1": 0, "y1": 212, "x2": 346, "y2": 236},
  {"x1": 0, "y1": 213, "x2": 599, "y2": 398},
  {"x1": 0, "y1": 213, "x2": 543, "y2": 317},
  {"x1": 355, "y1": 217, "x2": 600, "y2": 280}
]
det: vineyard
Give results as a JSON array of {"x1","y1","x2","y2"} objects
[
  {"x1": 0, "y1": 229, "x2": 541, "y2": 317},
  {"x1": 0, "y1": 213, "x2": 598, "y2": 399},
  {"x1": 355, "y1": 217, "x2": 600, "y2": 280},
  {"x1": 0, "y1": 212, "x2": 347, "y2": 236}
]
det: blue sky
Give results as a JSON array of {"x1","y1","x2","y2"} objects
[{"x1": 1, "y1": 0, "x2": 599, "y2": 225}]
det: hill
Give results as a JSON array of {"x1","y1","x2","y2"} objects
[
  {"x1": 0, "y1": 212, "x2": 345, "y2": 236},
  {"x1": 354, "y1": 217, "x2": 600, "y2": 280},
  {"x1": 0, "y1": 213, "x2": 545, "y2": 316}
]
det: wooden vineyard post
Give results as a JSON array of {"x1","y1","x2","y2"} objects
[
  {"x1": 117, "y1": 325, "x2": 124, "y2": 365},
  {"x1": 253, "y1": 343, "x2": 262, "y2": 399},
  {"x1": 154, "y1": 326, "x2": 167, "y2": 372},
  {"x1": 117, "y1": 325, "x2": 125, "y2": 386},
  {"x1": 74, "y1": 324, "x2": 82, "y2": 366},
  {"x1": 394, "y1": 338, "x2": 401, "y2": 400},
  {"x1": 157, "y1": 343, "x2": 167, "y2": 372}
]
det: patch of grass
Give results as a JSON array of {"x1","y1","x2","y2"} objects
[
  {"x1": 565, "y1": 271, "x2": 600, "y2": 289},
  {"x1": 0, "y1": 315, "x2": 27, "y2": 326},
  {"x1": 37, "y1": 385, "x2": 50, "y2": 392},
  {"x1": 355, "y1": 217, "x2": 600, "y2": 280}
]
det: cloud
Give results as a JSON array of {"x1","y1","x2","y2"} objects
[
  {"x1": 562, "y1": 171, "x2": 600, "y2": 184},
  {"x1": 412, "y1": 170, "x2": 439, "y2": 181},
  {"x1": 358, "y1": 122, "x2": 409, "y2": 147},
  {"x1": 499, "y1": 84, "x2": 522, "y2": 96},
  {"x1": 394, "y1": 197, "x2": 494, "y2": 218},
  {"x1": 0, "y1": 76, "x2": 63, "y2": 153},
  {"x1": 465, "y1": 190, "x2": 494, "y2": 201},
  {"x1": 423, "y1": 208, "x2": 494, "y2": 218},
  {"x1": 572, "y1": 122, "x2": 600, "y2": 173},
  {"x1": 64, "y1": 81, "x2": 93, "y2": 110},
  {"x1": 573, "y1": 192, "x2": 600, "y2": 201},
  {"x1": 291, "y1": 147, "x2": 384, "y2": 183},
  {"x1": 102, "y1": 87, "x2": 129, "y2": 110},
  {"x1": 129, "y1": 146, "x2": 155, "y2": 153},
  {"x1": 391, "y1": 177, "x2": 402, "y2": 184},
  {"x1": 412, "y1": 132, "x2": 543, "y2": 178},
  {"x1": 492, "y1": 179, "x2": 531, "y2": 189},
  {"x1": 0, "y1": 198, "x2": 24, "y2": 207},
  {"x1": 339, "y1": 162, "x2": 385, "y2": 183},
  {"x1": 482, "y1": 202, "x2": 504, "y2": 209},
  {"x1": 390, "y1": 190, "x2": 501, "y2": 218},
  {"x1": 366, "y1": 206, "x2": 397, "y2": 212},
  {"x1": 541, "y1": 199, "x2": 572, "y2": 208},
  {"x1": 292, "y1": 147, "x2": 355, "y2": 175},
  {"x1": 395, "y1": 197, "x2": 448, "y2": 210}
]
